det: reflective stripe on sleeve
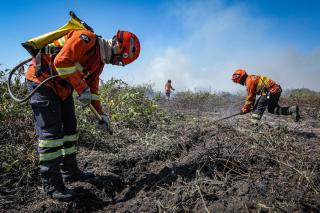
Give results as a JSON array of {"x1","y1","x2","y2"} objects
[
  {"x1": 39, "y1": 150, "x2": 63, "y2": 161},
  {"x1": 75, "y1": 62, "x2": 91, "y2": 78},
  {"x1": 75, "y1": 62, "x2": 84, "y2": 72},
  {"x1": 39, "y1": 138, "x2": 64, "y2": 148},
  {"x1": 56, "y1": 66, "x2": 77, "y2": 76}
]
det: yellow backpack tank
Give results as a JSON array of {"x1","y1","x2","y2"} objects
[{"x1": 22, "y1": 11, "x2": 94, "y2": 56}]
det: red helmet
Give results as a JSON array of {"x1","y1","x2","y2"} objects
[
  {"x1": 232, "y1": 69, "x2": 247, "y2": 85},
  {"x1": 112, "y1": 30, "x2": 140, "y2": 66}
]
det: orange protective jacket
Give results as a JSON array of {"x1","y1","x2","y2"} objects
[
  {"x1": 26, "y1": 30, "x2": 104, "y2": 113},
  {"x1": 165, "y1": 82, "x2": 173, "y2": 93},
  {"x1": 242, "y1": 75, "x2": 282, "y2": 113}
]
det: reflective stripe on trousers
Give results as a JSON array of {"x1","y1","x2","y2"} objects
[
  {"x1": 62, "y1": 133, "x2": 79, "y2": 156},
  {"x1": 27, "y1": 81, "x2": 77, "y2": 162},
  {"x1": 38, "y1": 133, "x2": 78, "y2": 161}
]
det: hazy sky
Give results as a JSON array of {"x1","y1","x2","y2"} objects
[{"x1": 1, "y1": 0, "x2": 319, "y2": 92}]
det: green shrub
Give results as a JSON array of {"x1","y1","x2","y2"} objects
[
  {"x1": 98, "y1": 79, "x2": 160, "y2": 127},
  {"x1": 172, "y1": 90, "x2": 233, "y2": 111},
  {"x1": 283, "y1": 88, "x2": 320, "y2": 106},
  {"x1": 1, "y1": 68, "x2": 32, "y2": 120}
]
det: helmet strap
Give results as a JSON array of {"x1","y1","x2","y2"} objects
[
  {"x1": 110, "y1": 53, "x2": 124, "y2": 66},
  {"x1": 239, "y1": 73, "x2": 248, "y2": 85}
]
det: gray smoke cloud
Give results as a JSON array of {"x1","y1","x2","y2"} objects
[{"x1": 107, "y1": 0, "x2": 320, "y2": 92}]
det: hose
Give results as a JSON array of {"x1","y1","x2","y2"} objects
[
  {"x1": 214, "y1": 112, "x2": 241, "y2": 122},
  {"x1": 8, "y1": 57, "x2": 114, "y2": 135},
  {"x1": 7, "y1": 58, "x2": 59, "y2": 103}
]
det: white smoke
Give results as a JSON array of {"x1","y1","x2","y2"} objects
[{"x1": 104, "y1": 0, "x2": 320, "y2": 92}]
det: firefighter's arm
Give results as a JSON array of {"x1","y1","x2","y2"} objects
[
  {"x1": 87, "y1": 76, "x2": 103, "y2": 114},
  {"x1": 53, "y1": 33, "x2": 88, "y2": 95},
  {"x1": 242, "y1": 85, "x2": 255, "y2": 113},
  {"x1": 88, "y1": 76, "x2": 112, "y2": 133}
]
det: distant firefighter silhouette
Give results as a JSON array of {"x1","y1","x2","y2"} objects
[{"x1": 165, "y1": 80, "x2": 175, "y2": 100}]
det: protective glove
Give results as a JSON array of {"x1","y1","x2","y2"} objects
[
  {"x1": 78, "y1": 87, "x2": 92, "y2": 107},
  {"x1": 96, "y1": 113, "x2": 111, "y2": 130}
]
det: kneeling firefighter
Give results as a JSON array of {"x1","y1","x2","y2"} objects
[
  {"x1": 21, "y1": 12, "x2": 140, "y2": 201},
  {"x1": 232, "y1": 69, "x2": 300, "y2": 124}
]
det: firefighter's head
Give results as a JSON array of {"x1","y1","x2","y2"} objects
[
  {"x1": 232, "y1": 69, "x2": 248, "y2": 85},
  {"x1": 111, "y1": 30, "x2": 140, "y2": 66}
]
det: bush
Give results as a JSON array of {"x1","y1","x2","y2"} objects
[
  {"x1": 99, "y1": 79, "x2": 161, "y2": 128},
  {"x1": 76, "y1": 79, "x2": 164, "y2": 131},
  {"x1": 282, "y1": 88, "x2": 320, "y2": 107},
  {"x1": 0, "y1": 68, "x2": 31, "y2": 120},
  {"x1": 171, "y1": 90, "x2": 235, "y2": 111},
  {"x1": 0, "y1": 66, "x2": 38, "y2": 208}
]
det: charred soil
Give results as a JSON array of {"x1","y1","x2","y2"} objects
[{"x1": 1, "y1": 91, "x2": 320, "y2": 212}]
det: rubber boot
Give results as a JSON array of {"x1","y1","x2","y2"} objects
[
  {"x1": 40, "y1": 160, "x2": 75, "y2": 202},
  {"x1": 61, "y1": 154, "x2": 95, "y2": 183},
  {"x1": 288, "y1": 105, "x2": 300, "y2": 122},
  {"x1": 46, "y1": 183, "x2": 75, "y2": 201}
]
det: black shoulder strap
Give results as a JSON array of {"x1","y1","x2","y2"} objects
[{"x1": 35, "y1": 51, "x2": 42, "y2": 77}]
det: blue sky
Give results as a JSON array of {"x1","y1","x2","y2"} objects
[{"x1": 1, "y1": 0, "x2": 320, "y2": 91}]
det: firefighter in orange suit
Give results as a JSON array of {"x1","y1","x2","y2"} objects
[
  {"x1": 165, "y1": 80, "x2": 175, "y2": 100},
  {"x1": 26, "y1": 30, "x2": 140, "y2": 201},
  {"x1": 232, "y1": 69, "x2": 300, "y2": 123}
]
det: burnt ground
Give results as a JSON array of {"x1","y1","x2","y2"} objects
[{"x1": 1, "y1": 96, "x2": 320, "y2": 212}]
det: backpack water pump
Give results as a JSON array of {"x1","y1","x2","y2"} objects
[{"x1": 7, "y1": 11, "x2": 93, "y2": 103}]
